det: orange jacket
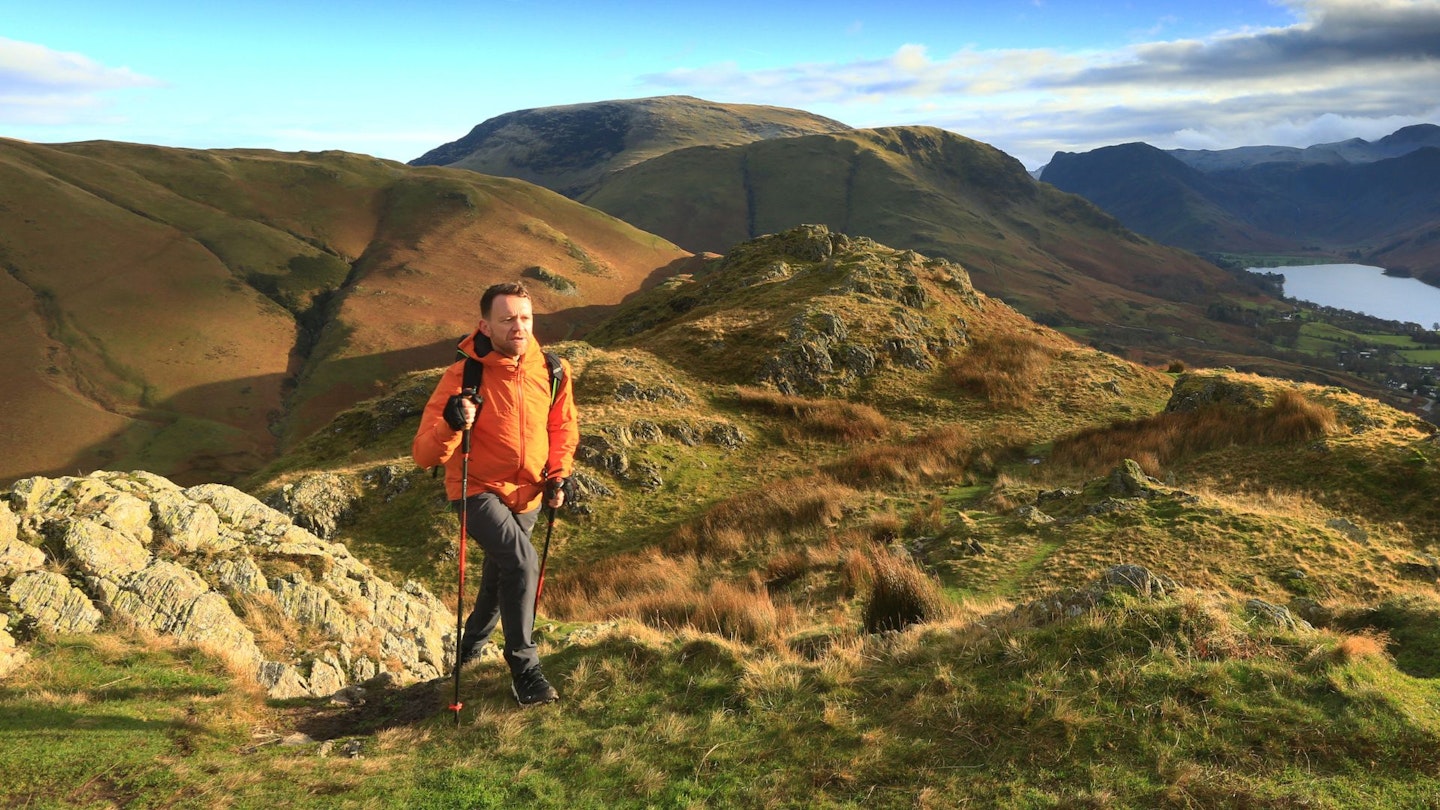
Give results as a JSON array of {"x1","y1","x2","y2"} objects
[{"x1": 412, "y1": 330, "x2": 579, "y2": 513}]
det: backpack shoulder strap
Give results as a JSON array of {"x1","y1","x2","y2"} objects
[
  {"x1": 462, "y1": 356, "x2": 483, "y2": 393},
  {"x1": 543, "y1": 351, "x2": 565, "y2": 405},
  {"x1": 457, "y1": 334, "x2": 484, "y2": 393}
]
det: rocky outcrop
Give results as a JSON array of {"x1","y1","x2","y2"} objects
[{"x1": 1, "y1": 472, "x2": 454, "y2": 697}]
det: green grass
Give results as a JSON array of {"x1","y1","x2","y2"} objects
[{"x1": 11, "y1": 595, "x2": 1440, "y2": 808}]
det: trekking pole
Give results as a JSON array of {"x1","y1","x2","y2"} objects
[
  {"x1": 533, "y1": 503, "x2": 557, "y2": 617},
  {"x1": 449, "y1": 401, "x2": 475, "y2": 727}
]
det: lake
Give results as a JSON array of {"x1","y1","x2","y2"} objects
[{"x1": 1251, "y1": 264, "x2": 1440, "y2": 328}]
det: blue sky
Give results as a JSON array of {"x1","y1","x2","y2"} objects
[{"x1": 4, "y1": 0, "x2": 1438, "y2": 169}]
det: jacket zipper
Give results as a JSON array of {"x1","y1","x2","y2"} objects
[{"x1": 515, "y1": 359, "x2": 527, "y2": 480}]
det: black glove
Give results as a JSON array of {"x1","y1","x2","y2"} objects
[
  {"x1": 545, "y1": 477, "x2": 567, "y2": 502},
  {"x1": 443, "y1": 391, "x2": 479, "y2": 431}
]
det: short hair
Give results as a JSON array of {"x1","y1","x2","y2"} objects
[{"x1": 480, "y1": 281, "x2": 531, "y2": 318}]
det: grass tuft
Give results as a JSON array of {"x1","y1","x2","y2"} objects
[
  {"x1": 822, "y1": 425, "x2": 981, "y2": 487},
  {"x1": 945, "y1": 331, "x2": 1058, "y2": 409},
  {"x1": 862, "y1": 549, "x2": 952, "y2": 633},
  {"x1": 734, "y1": 386, "x2": 890, "y2": 442},
  {"x1": 1048, "y1": 388, "x2": 1339, "y2": 477},
  {"x1": 667, "y1": 475, "x2": 857, "y2": 559}
]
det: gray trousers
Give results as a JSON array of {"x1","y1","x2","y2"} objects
[{"x1": 454, "y1": 493, "x2": 542, "y2": 677}]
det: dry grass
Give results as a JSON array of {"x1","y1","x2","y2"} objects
[
  {"x1": 945, "y1": 331, "x2": 1058, "y2": 409},
  {"x1": 548, "y1": 552, "x2": 789, "y2": 643},
  {"x1": 1049, "y1": 389, "x2": 1339, "y2": 478},
  {"x1": 822, "y1": 425, "x2": 982, "y2": 488},
  {"x1": 734, "y1": 386, "x2": 890, "y2": 442},
  {"x1": 1330, "y1": 632, "x2": 1391, "y2": 665},
  {"x1": 666, "y1": 475, "x2": 858, "y2": 559},
  {"x1": 861, "y1": 548, "x2": 952, "y2": 633},
  {"x1": 544, "y1": 549, "x2": 699, "y2": 620}
]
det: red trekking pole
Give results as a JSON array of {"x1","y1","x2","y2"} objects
[{"x1": 449, "y1": 394, "x2": 475, "y2": 726}]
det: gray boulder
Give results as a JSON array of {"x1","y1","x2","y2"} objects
[
  {"x1": 9, "y1": 571, "x2": 102, "y2": 633},
  {"x1": 2, "y1": 472, "x2": 455, "y2": 698},
  {"x1": 265, "y1": 472, "x2": 360, "y2": 540}
]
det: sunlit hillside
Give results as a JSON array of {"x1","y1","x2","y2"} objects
[{"x1": 0, "y1": 139, "x2": 693, "y2": 485}]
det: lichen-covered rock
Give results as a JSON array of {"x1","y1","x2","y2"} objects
[
  {"x1": 1245, "y1": 598, "x2": 1312, "y2": 631},
  {"x1": 61, "y1": 518, "x2": 151, "y2": 579},
  {"x1": 3, "y1": 472, "x2": 456, "y2": 699},
  {"x1": 629, "y1": 419, "x2": 664, "y2": 444},
  {"x1": 1019, "y1": 564, "x2": 1178, "y2": 621},
  {"x1": 704, "y1": 422, "x2": 747, "y2": 450},
  {"x1": 1015, "y1": 505, "x2": 1055, "y2": 527},
  {"x1": 0, "y1": 504, "x2": 44, "y2": 578},
  {"x1": 1107, "y1": 459, "x2": 1161, "y2": 498},
  {"x1": 150, "y1": 488, "x2": 226, "y2": 552},
  {"x1": 183, "y1": 483, "x2": 292, "y2": 539},
  {"x1": 577, "y1": 433, "x2": 630, "y2": 476},
  {"x1": 1099, "y1": 564, "x2": 1176, "y2": 597},
  {"x1": 1165, "y1": 371, "x2": 1272, "y2": 414},
  {"x1": 9, "y1": 570, "x2": 102, "y2": 633},
  {"x1": 265, "y1": 472, "x2": 360, "y2": 540}
]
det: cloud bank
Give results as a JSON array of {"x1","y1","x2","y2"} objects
[{"x1": 639, "y1": 0, "x2": 1440, "y2": 168}]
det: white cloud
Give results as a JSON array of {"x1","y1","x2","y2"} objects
[
  {"x1": 0, "y1": 38, "x2": 161, "y2": 125},
  {"x1": 639, "y1": 0, "x2": 1440, "y2": 169}
]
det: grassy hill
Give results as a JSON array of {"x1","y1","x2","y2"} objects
[
  {"x1": 8, "y1": 227, "x2": 1437, "y2": 807},
  {"x1": 0, "y1": 138, "x2": 693, "y2": 486},
  {"x1": 410, "y1": 95, "x2": 852, "y2": 197},
  {"x1": 579, "y1": 126, "x2": 1329, "y2": 369}
]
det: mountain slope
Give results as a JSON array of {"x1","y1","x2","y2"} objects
[
  {"x1": 578, "y1": 126, "x2": 1288, "y2": 364},
  {"x1": 409, "y1": 95, "x2": 852, "y2": 197},
  {"x1": 0, "y1": 139, "x2": 692, "y2": 486}
]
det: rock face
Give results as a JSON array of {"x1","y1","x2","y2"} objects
[{"x1": 1, "y1": 472, "x2": 454, "y2": 698}]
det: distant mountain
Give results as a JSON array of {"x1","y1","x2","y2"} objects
[
  {"x1": 1168, "y1": 124, "x2": 1440, "y2": 172},
  {"x1": 0, "y1": 139, "x2": 692, "y2": 485},
  {"x1": 410, "y1": 95, "x2": 852, "y2": 197},
  {"x1": 1041, "y1": 126, "x2": 1440, "y2": 285}
]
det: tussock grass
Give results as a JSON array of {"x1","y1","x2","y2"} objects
[
  {"x1": 945, "y1": 331, "x2": 1059, "y2": 409},
  {"x1": 822, "y1": 424, "x2": 981, "y2": 487},
  {"x1": 733, "y1": 385, "x2": 890, "y2": 442},
  {"x1": 547, "y1": 552, "x2": 788, "y2": 643},
  {"x1": 860, "y1": 548, "x2": 953, "y2": 633},
  {"x1": 666, "y1": 475, "x2": 857, "y2": 559},
  {"x1": 1049, "y1": 389, "x2": 1339, "y2": 478}
]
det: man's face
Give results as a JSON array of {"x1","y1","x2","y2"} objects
[{"x1": 479, "y1": 294, "x2": 534, "y2": 358}]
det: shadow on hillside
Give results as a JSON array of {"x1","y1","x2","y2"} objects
[
  {"x1": 22, "y1": 340, "x2": 458, "y2": 489},
  {"x1": 16, "y1": 258, "x2": 704, "y2": 489},
  {"x1": 284, "y1": 677, "x2": 453, "y2": 740},
  {"x1": 546, "y1": 254, "x2": 708, "y2": 341}
]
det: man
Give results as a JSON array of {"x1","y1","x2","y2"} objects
[{"x1": 413, "y1": 281, "x2": 579, "y2": 706}]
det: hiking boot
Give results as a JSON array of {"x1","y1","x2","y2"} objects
[{"x1": 511, "y1": 666, "x2": 559, "y2": 707}]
